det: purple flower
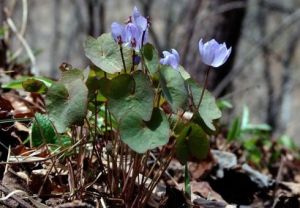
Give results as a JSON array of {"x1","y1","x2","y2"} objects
[
  {"x1": 132, "y1": 6, "x2": 148, "y2": 31},
  {"x1": 131, "y1": 6, "x2": 149, "y2": 46},
  {"x1": 125, "y1": 23, "x2": 142, "y2": 50},
  {"x1": 111, "y1": 6, "x2": 149, "y2": 50},
  {"x1": 160, "y1": 49, "x2": 180, "y2": 70},
  {"x1": 111, "y1": 22, "x2": 127, "y2": 44},
  {"x1": 198, "y1": 39, "x2": 232, "y2": 67}
]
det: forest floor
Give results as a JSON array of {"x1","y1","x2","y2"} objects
[{"x1": 0, "y1": 90, "x2": 300, "y2": 208}]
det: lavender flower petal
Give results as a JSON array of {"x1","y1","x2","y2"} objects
[
  {"x1": 132, "y1": 6, "x2": 148, "y2": 31},
  {"x1": 160, "y1": 49, "x2": 180, "y2": 70},
  {"x1": 111, "y1": 22, "x2": 126, "y2": 43},
  {"x1": 198, "y1": 39, "x2": 232, "y2": 68}
]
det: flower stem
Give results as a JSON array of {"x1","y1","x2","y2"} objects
[
  {"x1": 140, "y1": 31, "x2": 146, "y2": 73},
  {"x1": 197, "y1": 67, "x2": 211, "y2": 110},
  {"x1": 131, "y1": 50, "x2": 135, "y2": 72},
  {"x1": 119, "y1": 45, "x2": 127, "y2": 73},
  {"x1": 184, "y1": 163, "x2": 191, "y2": 199}
]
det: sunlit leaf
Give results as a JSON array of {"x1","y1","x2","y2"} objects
[
  {"x1": 2, "y1": 76, "x2": 53, "y2": 89},
  {"x1": 84, "y1": 33, "x2": 132, "y2": 74},
  {"x1": 178, "y1": 65, "x2": 190, "y2": 80}
]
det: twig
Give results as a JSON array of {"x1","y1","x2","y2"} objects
[
  {"x1": 20, "y1": 0, "x2": 28, "y2": 36},
  {"x1": 5, "y1": 15, "x2": 38, "y2": 75},
  {"x1": 100, "y1": 197, "x2": 107, "y2": 208},
  {"x1": 271, "y1": 156, "x2": 285, "y2": 208},
  {"x1": 4, "y1": 146, "x2": 11, "y2": 175},
  {"x1": 0, "y1": 184, "x2": 40, "y2": 208},
  {"x1": 149, "y1": 152, "x2": 179, "y2": 187},
  {"x1": 37, "y1": 158, "x2": 56, "y2": 197}
]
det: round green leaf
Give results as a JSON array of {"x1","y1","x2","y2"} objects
[
  {"x1": 142, "y1": 43, "x2": 159, "y2": 75},
  {"x1": 188, "y1": 123, "x2": 209, "y2": 160},
  {"x1": 45, "y1": 78, "x2": 88, "y2": 133},
  {"x1": 175, "y1": 123, "x2": 209, "y2": 163},
  {"x1": 119, "y1": 108, "x2": 170, "y2": 153},
  {"x1": 60, "y1": 69, "x2": 85, "y2": 83},
  {"x1": 31, "y1": 113, "x2": 56, "y2": 147},
  {"x1": 159, "y1": 65, "x2": 188, "y2": 112},
  {"x1": 99, "y1": 74, "x2": 135, "y2": 99},
  {"x1": 108, "y1": 71, "x2": 154, "y2": 122},
  {"x1": 84, "y1": 33, "x2": 132, "y2": 74},
  {"x1": 187, "y1": 79, "x2": 221, "y2": 132},
  {"x1": 175, "y1": 126, "x2": 191, "y2": 163}
]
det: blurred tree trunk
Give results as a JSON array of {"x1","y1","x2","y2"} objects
[
  {"x1": 0, "y1": 1, "x2": 7, "y2": 70},
  {"x1": 277, "y1": 27, "x2": 300, "y2": 134},
  {"x1": 208, "y1": 0, "x2": 247, "y2": 94},
  {"x1": 258, "y1": 0, "x2": 277, "y2": 130},
  {"x1": 50, "y1": 0, "x2": 61, "y2": 77},
  {"x1": 87, "y1": 0, "x2": 106, "y2": 37},
  {"x1": 180, "y1": 0, "x2": 202, "y2": 67}
]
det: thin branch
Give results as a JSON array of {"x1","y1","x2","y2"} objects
[
  {"x1": 6, "y1": 16, "x2": 38, "y2": 75},
  {"x1": 20, "y1": 0, "x2": 28, "y2": 36}
]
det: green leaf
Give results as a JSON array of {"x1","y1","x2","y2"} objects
[
  {"x1": 178, "y1": 65, "x2": 191, "y2": 80},
  {"x1": 227, "y1": 117, "x2": 241, "y2": 141},
  {"x1": 108, "y1": 71, "x2": 154, "y2": 122},
  {"x1": 176, "y1": 123, "x2": 210, "y2": 163},
  {"x1": 60, "y1": 68, "x2": 85, "y2": 83},
  {"x1": 187, "y1": 79, "x2": 221, "y2": 132},
  {"x1": 279, "y1": 135, "x2": 296, "y2": 150},
  {"x1": 31, "y1": 113, "x2": 56, "y2": 147},
  {"x1": 0, "y1": 27, "x2": 5, "y2": 39},
  {"x1": 84, "y1": 33, "x2": 132, "y2": 74},
  {"x1": 241, "y1": 106, "x2": 250, "y2": 130},
  {"x1": 159, "y1": 65, "x2": 188, "y2": 112},
  {"x1": 217, "y1": 99, "x2": 233, "y2": 110},
  {"x1": 176, "y1": 126, "x2": 191, "y2": 163},
  {"x1": 142, "y1": 43, "x2": 159, "y2": 75},
  {"x1": 2, "y1": 76, "x2": 53, "y2": 89},
  {"x1": 184, "y1": 164, "x2": 191, "y2": 199},
  {"x1": 99, "y1": 74, "x2": 135, "y2": 99},
  {"x1": 54, "y1": 135, "x2": 72, "y2": 147},
  {"x1": 243, "y1": 124, "x2": 271, "y2": 132},
  {"x1": 45, "y1": 71, "x2": 88, "y2": 133},
  {"x1": 22, "y1": 79, "x2": 48, "y2": 94},
  {"x1": 188, "y1": 124, "x2": 209, "y2": 160},
  {"x1": 2, "y1": 78, "x2": 26, "y2": 89},
  {"x1": 119, "y1": 108, "x2": 169, "y2": 153}
]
